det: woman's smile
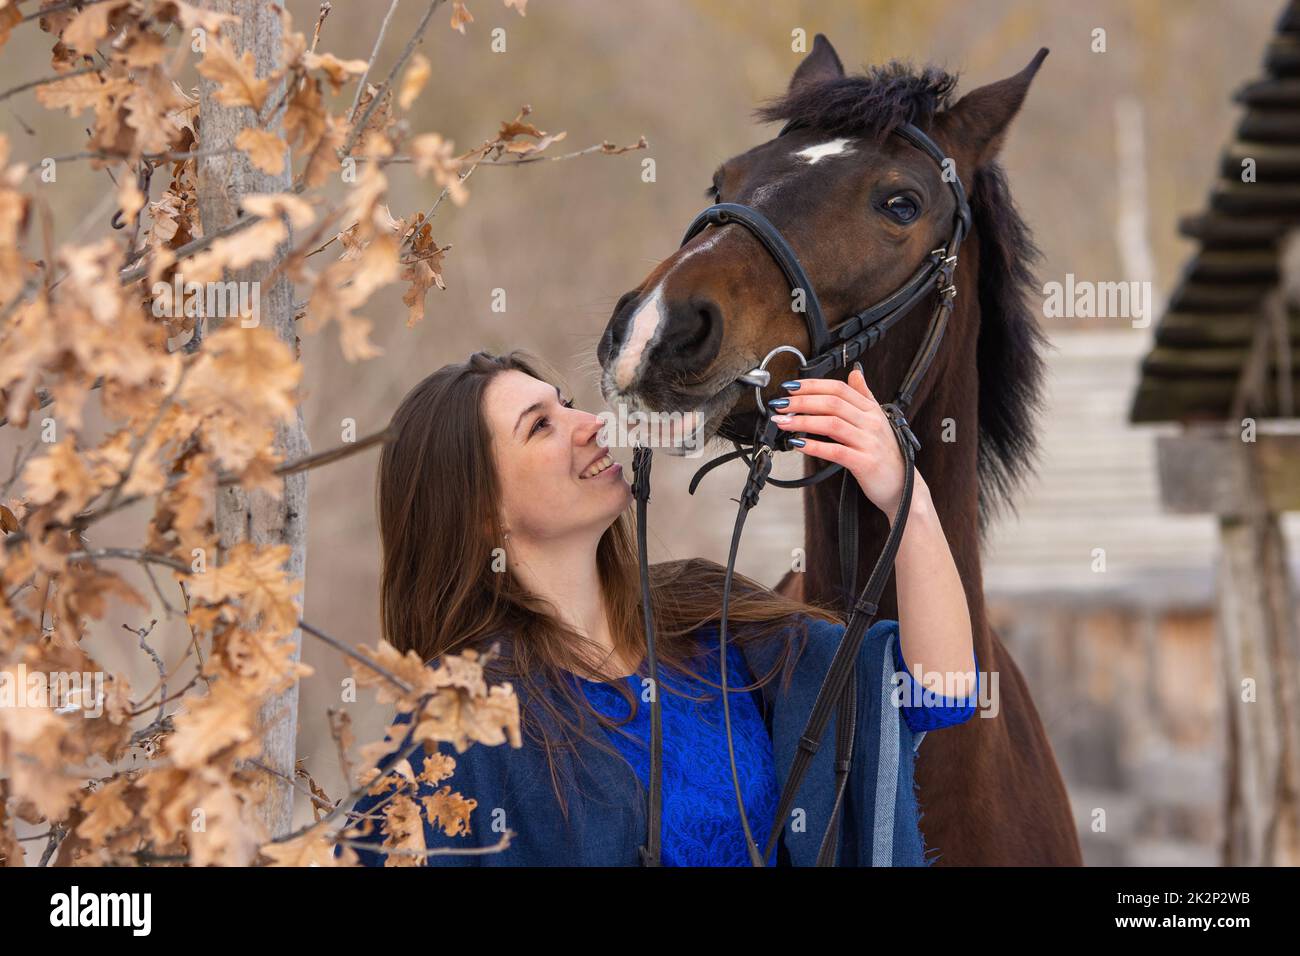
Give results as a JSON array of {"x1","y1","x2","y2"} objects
[{"x1": 579, "y1": 452, "x2": 622, "y2": 481}]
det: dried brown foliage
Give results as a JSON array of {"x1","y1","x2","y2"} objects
[{"x1": 0, "y1": 0, "x2": 637, "y2": 867}]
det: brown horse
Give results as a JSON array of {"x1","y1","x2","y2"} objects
[{"x1": 596, "y1": 36, "x2": 1081, "y2": 865}]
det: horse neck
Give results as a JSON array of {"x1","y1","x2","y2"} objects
[{"x1": 799, "y1": 314, "x2": 987, "y2": 641}]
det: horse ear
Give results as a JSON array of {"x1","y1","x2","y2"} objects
[
  {"x1": 938, "y1": 48, "x2": 1048, "y2": 167},
  {"x1": 788, "y1": 34, "x2": 845, "y2": 91}
]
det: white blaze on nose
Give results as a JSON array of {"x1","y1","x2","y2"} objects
[
  {"x1": 613, "y1": 289, "x2": 664, "y2": 390},
  {"x1": 796, "y1": 138, "x2": 854, "y2": 164}
]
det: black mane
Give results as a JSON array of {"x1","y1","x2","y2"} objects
[
  {"x1": 755, "y1": 61, "x2": 958, "y2": 140},
  {"x1": 759, "y1": 61, "x2": 1046, "y2": 528}
]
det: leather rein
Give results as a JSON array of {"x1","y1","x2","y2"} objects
[{"x1": 631, "y1": 119, "x2": 970, "y2": 866}]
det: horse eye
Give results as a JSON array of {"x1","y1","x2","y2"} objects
[{"x1": 882, "y1": 195, "x2": 919, "y2": 223}]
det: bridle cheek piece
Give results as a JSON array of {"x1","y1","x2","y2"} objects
[{"x1": 630, "y1": 120, "x2": 970, "y2": 866}]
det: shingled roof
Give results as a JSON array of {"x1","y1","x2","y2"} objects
[{"x1": 1130, "y1": 0, "x2": 1300, "y2": 423}]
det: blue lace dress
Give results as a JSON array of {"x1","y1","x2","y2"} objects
[{"x1": 576, "y1": 630, "x2": 978, "y2": 867}]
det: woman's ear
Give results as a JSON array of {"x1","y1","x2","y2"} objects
[{"x1": 935, "y1": 48, "x2": 1048, "y2": 170}]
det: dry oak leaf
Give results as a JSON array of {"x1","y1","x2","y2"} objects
[
  {"x1": 378, "y1": 793, "x2": 427, "y2": 867},
  {"x1": 349, "y1": 639, "x2": 449, "y2": 702},
  {"x1": 450, "y1": 1, "x2": 474, "y2": 33},
  {"x1": 136, "y1": 767, "x2": 200, "y2": 848},
  {"x1": 196, "y1": 35, "x2": 269, "y2": 111},
  {"x1": 306, "y1": 231, "x2": 396, "y2": 361},
  {"x1": 35, "y1": 71, "x2": 127, "y2": 120},
  {"x1": 301, "y1": 51, "x2": 368, "y2": 95},
  {"x1": 299, "y1": 111, "x2": 346, "y2": 188},
  {"x1": 187, "y1": 780, "x2": 265, "y2": 866},
  {"x1": 220, "y1": 623, "x2": 313, "y2": 696},
  {"x1": 62, "y1": 0, "x2": 131, "y2": 57},
  {"x1": 183, "y1": 215, "x2": 286, "y2": 283},
  {"x1": 119, "y1": 30, "x2": 168, "y2": 69},
  {"x1": 0, "y1": 784, "x2": 25, "y2": 867},
  {"x1": 398, "y1": 52, "x2": 431, "y2": 110},
  {"x1": 416, "y1": 749, "x2": 457, "y2": 788},
  {"x1": 145, "y1": 189, "x2": 183, "y2": 247},
  {"x1": 235, "y1": 127, "x2": 287, "y2": 175},
  {"x1": 422, "y1": 786, "x2": 476, "y2": 838},
  {"x1": 283, "y1": 75, "x2": 326, "y2": 153},
  {"x1": 262, "y1": 829, "x2": 353, "y2": 866},
  {"x1": 124, "y1": 69, "x2": 193, "y2": 156},
  {"x1": 154, "y1": 1, "x2": 241, "y2": 36},
  {"x1": 177, "y1": 326, "x2": 302, "y2": 456},
  {"x1": 60, "y1": 237, "x2": 127, "y2": 323},
  {"x1": 166, "y1": 677, "x2": 261, "y2": 769},
  {"x1": 2, "y1": 750, "x2": 83, "y2": 822},
  {"x1": 408, "y1": 133, "x2": 466, "y2": 205},
  {"x1": 241, "y1": 191, "x2": 316, "y2": 229},
  {"x1": 505, "y1": 128, "x2": 566, "y2": 155},
  {"x1": 182, "y1": 540, "x2": 303, "y2": 637},
  {"x1": 20, "y1": 440, "x2": 112, "y2": 525},
  {"x1": 117, "y1": 175, "x2": 145, "y2": 228},
  {"x1": 0, "y1": 3, "x2": 21, "y2": 55},
  {"x1": 401, "y1": 253, "x2": 447, "y2": 328},
  {"x1": 413, "y1": 681, "x2": 521, "y2": 754},
  {"x1": 279, "y1": 24, "x2": 307, "y2": 72},
  {"x1": 74, "y1": 776, "x2": 137, "y2": 847}
]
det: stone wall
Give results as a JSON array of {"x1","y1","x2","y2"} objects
[{"x1": 989, "y1": 600, "x2": 1224, "y2": 866}]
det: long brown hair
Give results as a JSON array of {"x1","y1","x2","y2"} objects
[{"x1": 377, "y1": 350, "x2": 841, "y2": 816}]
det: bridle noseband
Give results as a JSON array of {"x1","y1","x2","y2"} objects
[{"x1": 631, "y1": 119, "x2": 970, "y2": 867}]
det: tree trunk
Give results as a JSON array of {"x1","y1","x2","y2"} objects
[
  {"x1": 197, "y1": 0, "x2": 308, "y2": 839},
  {"x1": 1218, "y1": 507, "x2": 1300, "y2": 865}
]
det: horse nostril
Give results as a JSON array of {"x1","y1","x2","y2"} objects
[
  {"x1": 613, "y1": 290, "x2": 639, "y2": 316},
  {"x1": 600, "y1": 290, "x2": 641, "y2": 366},
  {"x1": 687, "y1": 298, "x2": 720, "y2": 353},
  {"x1": 661, "y1": 295, "x2": 724, "y2": 370}
]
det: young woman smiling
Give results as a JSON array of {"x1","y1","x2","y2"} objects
[{"x1": 341, "y1": 350, "x2": 978, "y2": 867}]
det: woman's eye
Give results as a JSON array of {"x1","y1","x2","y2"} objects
[
  {"x1": 883, "y1": 195, "x2": 919, "y2": 223},
  {"x1": 531, "y1": 398, "x2": 575, "y2": 436}
]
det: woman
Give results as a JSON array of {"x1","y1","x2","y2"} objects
[{"x1": 339, "y1": 350, "x2": 978, "y2": 867}]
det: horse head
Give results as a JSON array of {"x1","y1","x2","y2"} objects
[{"x1": 597, "y1": 35, "x2": 1047, "y2": 492}]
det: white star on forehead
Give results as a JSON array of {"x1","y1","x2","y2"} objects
[{"x1": 794, "y1": 138, "x2": 854, "y2": 164}]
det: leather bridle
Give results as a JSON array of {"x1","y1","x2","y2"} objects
[{"x1": 629, "y1": 118, "x2": 971, "y2": 866}]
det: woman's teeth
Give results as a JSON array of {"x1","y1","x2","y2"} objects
[{"x1": 580, "y1": 454, "x2": 615, "y2": 479}]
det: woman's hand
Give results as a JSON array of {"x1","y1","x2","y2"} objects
[{"x1": 768, "y1": 363, "x2": 925, "y2": 518}]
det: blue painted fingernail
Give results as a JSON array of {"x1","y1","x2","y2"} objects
[
  {"x1": 788, "y1": 437, "x2": 806, "y2": 448},
  {"x1": 767, "y1": 397, "x2": 789, "y2": 409},
  {"x1": 780, "y1": 380, "x2": 801, "y2": 391}
]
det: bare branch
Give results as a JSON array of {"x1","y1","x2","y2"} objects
[
  {"x1": 298, "y1": 619, "x2": 412, "y2": 695},
  {"x1": 348, "y1": 0, "x2": 402, "y2": 124},
  {"x1": 339, "y1": 0, "x2": 445, "y2": 161},
  {"x1": 65, "y1": 547, "x2": 191, "y2": 574},
  {"x1": 216, "y1": 424, "x2": 395, "y2": 486},
  {"x1": 20, "y1": 0, "x2": 120, "y2": 23}
]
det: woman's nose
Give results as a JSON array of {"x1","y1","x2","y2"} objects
[{"x1": 571, "y1": 410, "x2": 605, "y2": 446}]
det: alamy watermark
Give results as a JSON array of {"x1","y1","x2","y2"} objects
[
  {"x1": 49, "y1": 886, "x2": 151, "y2": 936},
  {"x1": 890, "y1": 663, "x2": 998, "y2": 719},
  {"x1": 1042, "y1": 274, "x2": 1153, "y2": 328},
  {"x1": 151, "y1": 274, "x2": 261, "y2": 327},
  {"x1": 596, "y1": 402, "x2": 707, "y2": 457},
  {"x1": 0, "y1": 665, "x2": 106, "y2": 718}
]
